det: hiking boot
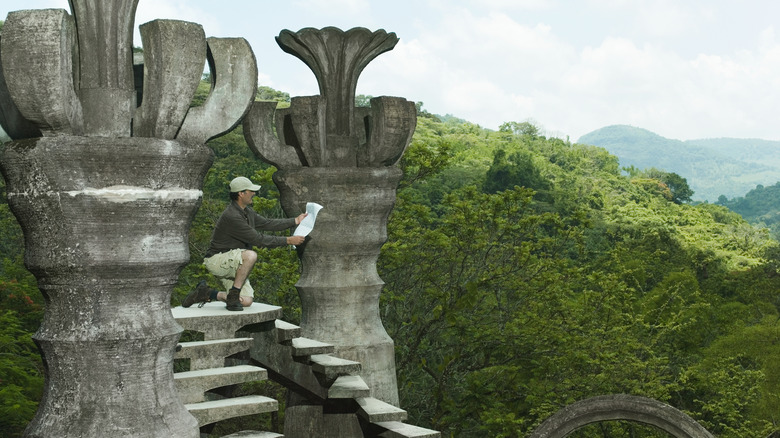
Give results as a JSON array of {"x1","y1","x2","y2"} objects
[
  {"x1": 182, "y1": 280, "x2": 211, "y2": 308},
  {"x1": 225, "y1": 288, "x2": 243, "y2": 311}
]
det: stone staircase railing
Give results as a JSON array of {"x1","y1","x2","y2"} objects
[{"x1": 171, "y1": 301, "x2": 440, "y2": 437}]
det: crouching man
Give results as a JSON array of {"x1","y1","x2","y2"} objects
[{"x1": 183, "y1": 176, "x2": 307, "y2": 311}]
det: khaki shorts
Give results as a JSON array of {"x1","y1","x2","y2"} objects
[{"x1": 203, "y1": 249, "x2": 254, "y2": 298}]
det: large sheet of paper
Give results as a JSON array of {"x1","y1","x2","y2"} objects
[{"x1": 294, "y1": 202, "x2": 323, "y2": 237}]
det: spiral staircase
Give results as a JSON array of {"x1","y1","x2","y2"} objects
[{"x1": 171, "y1": 302, "x2": 439, "y2": 437}]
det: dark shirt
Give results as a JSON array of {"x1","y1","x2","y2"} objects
[{"x1": 205, "y1": 201, "x2": 296, "y2": 257}]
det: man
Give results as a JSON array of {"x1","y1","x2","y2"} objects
[{"x1": 182, "y1": 176, "x2": 307, "y2": 311}]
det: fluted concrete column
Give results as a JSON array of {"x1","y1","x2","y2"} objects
[
  {"x1": 0, "y1": 3, "x2": 257, "y2": 436},
  {"x1": 245, "y1": 26, "x2": 416, "y2": 437},
  {"x1": 276, "y1": 167, "x2": 402, "y2": 404},
  {"x1": 0, "y1": 137, "x2": 212, "y2": 437}
]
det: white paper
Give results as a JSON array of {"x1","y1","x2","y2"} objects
[{"x1": 294, "y1": 202, "x2": 323, "y2": 237}]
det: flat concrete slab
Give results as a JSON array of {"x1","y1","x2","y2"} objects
[
  {"x1": 309, "y1": 354, "x2": 361, "y2": 379},
  {"x1": 329, "y1": 375, "x2": 370, "y2": 399},
  {"x1": 176, "y1": 337, "x2": 253, "y2": 370},
  {"x1": 356, "y1": 397, "x2": 407, "y2": 423},
  {"x1": 222, "y1": 431, "x2": 283, "y2": 438},
  {"x1": 376, "y1": 421, "x2": 441, "y2": 438},
  {"x1": 185, "y1": 395, "x2": 278, "y2": 427},
  {"x1": 172, "y1": 301, "x2": 282, "y2": 340},
  {"x1": 290, "y1": 337, "x2": 335, "y2": 356}
]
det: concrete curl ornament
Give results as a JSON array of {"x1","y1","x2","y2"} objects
[{"x1": 528, "y1": 394, "x2": 715, "y2": 438}]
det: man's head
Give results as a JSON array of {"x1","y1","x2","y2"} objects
[{"x1": 230, "y1": 176, "x2": 261, "y2": 207}]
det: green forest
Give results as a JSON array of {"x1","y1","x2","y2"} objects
[{"x1": 3, "y1": 87, "x2": 780, "y2": 437}]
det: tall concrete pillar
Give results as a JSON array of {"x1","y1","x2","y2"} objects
[
  {"x1": 244, "y1": 27, "x2": 417, "y2": 436},
  {"x1": 0, "y1": 4, "x2": 256, "y2": 436}
]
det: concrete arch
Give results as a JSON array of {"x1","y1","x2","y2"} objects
[{"x1": 528, "y1": 394, "x2": 714, "y2": 438}]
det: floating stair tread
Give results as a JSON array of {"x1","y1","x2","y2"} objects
[
  {"x1": 221, "y1": 431, "x2": 283, "y2": 438},
  {"x1": 329, "y1": 375, "x2": 370, "y2": 399},
  {"x1": 274, "y1": 319, "x2": 301, "y2": 342},
  {"x1": 356, "y1": 397, "x2": 407, "y2": 423},
  {"x1": 309, "y1": 354, "x2": 361, "y2": 378},
  {"x1": 174, "y1": 365, "x2": 268, "y2": 404},
  {"x1": 176, "y1": 338, "x2": 254, "y2": 370},
  {"x1": 185, "y1": 395, "x2": 278, "y2": 427},
  {"x1": 176, "y1": 338, "x2": 253, "y2": 357},
  {"x1": 175, "y1": 364, "x2": 266, "y2": 381},
  {"x1": 376, "y1": 421, "x2": 441, "y2": 438},
  {"x1": 172, "y1": 301, "x2": 282, "y2": 340},
  {"x1": 290, "y1": 337, "x2": 334, "y2": 356}
]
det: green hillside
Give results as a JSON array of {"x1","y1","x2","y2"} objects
[
  {"x1": 579, "y1": 125, "x2": 780, "y2": 202},
  {"x1": 3, "y1": 109, "x2": 780, "y2": 437}
]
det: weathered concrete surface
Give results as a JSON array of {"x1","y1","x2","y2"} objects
[
  {"x1": 1, "y1": 9, "x2": 83, "y2": 136},
  {"x1": 69, "y1": 0, "x2": 139, "y2": 136},
  {"x1": 359, "y1": 96, "x2": 416, "y2": 167},
  {"x1": 246, "y1": 26, "x2": 416, "y2": 437},
  {"x1": 0, "y1": 137, "x2": 212, "y2": 437},
  {"x1": 243, "y1": 101, "x2": 304, "y2": 169},
  {"x1": 0, "y1": 0, "x2": 261, "y2": 434},
  {"x1": 276, "y1": 167, "x2": 402, "y2": 404},
  {"x1": 172, "y1": 301, "x2": 283, "y2": 341},
  {"x1": 176, "y1": 37, "x2": 258, "y2": 143},
  {"x1": 276, "y1": 27, "x2": 398, "y2": 142},
  {"x1": 0, "y1": 34, "x2": 43, "y2": 140},
  {"x1": 528, "y1": 394, "x2": 715, "y2": 438},
  {"x1": 132, "y1": 19, "x2": 206, "y2": 139}
]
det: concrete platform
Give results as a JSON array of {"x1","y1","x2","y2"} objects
[{"x1": 172, "y1": 301, "x2": 282, "y2": 340}]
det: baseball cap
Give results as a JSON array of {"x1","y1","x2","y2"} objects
[{"x1": 230, "y1": 176, "x2": 261, "y2": 192}]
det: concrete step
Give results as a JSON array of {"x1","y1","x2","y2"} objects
[
  {"x1": 176, "y1": 338, "x2": 253, "y2": 371},
  {"x1": 172, "y1": 301, "x2": 282, "y2": 340},
  {"x1": 376, "y1": 421, "x2": 441, "y2": 437},
  {"x1": 290, "y1": 337, "x2": 334, "y2": 357},
  {"x1": 309, "y1": 354, "x2": 361, "y2": 379},
  {"x1": 328, "y1": 375, "x2": 370, "y2": 399},
  {"x1": 356, "y1": 397, "x2": 407, "y2": 423},
  {"x1": 175, "y1": 365, "x2": 267, "y2": 404},
  {"x1": 273, "y1": 319, "x2": 300, "y2": 343},
  {"x1": 221, "y1": 431, "x2": 283, "y2": 438},
  {"x1": 185, "y1": 394, "x2": 278, "y2": 427}
]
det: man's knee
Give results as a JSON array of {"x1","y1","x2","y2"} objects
[
  {"x1": 242, "y1": 250, "x2": 258, "y2": 265},
  {"x1": 240, "y1": 296, "x2": 254, "y2": 307}
]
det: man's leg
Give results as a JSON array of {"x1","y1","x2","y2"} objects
[
  {"x1": 219, "y1": 250, "x2": 257, "y2": 310},
  {"x1": 233, "y1": 249, "x2": 257, "y2": 290}
]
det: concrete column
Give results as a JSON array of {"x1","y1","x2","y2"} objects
[
  {"x1": 245, "y1": 27, "x2": 416, "y2": 437},
  {"x1": 0, "y1": 137, "x2": 212, "y2": 437}
]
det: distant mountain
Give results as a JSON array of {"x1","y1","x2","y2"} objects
[{"x1": 578, "y1": 125, "x2": 780, "y2": 202}]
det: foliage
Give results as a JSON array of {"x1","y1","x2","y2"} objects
[
  {"x1": 2, "y1": 84, "x2": 780, "y2": 437},
  {"x1": 718, "y1": 181, "x2": 780, "y2": 240},
  {"x1": 0, "y1": 309, "x2": 43, "y2": 438},
  {"x1": 580, "y1": 124, "x2": 780, "y2": 201},
  {"x1": 380, "y1": 117, "x2": 780, "y2": 437}
]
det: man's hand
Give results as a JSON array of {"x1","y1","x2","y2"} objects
[
  {"x1": 295, "y1": 212, "x2": 308, "y2": 225},
  {"x1": 287, "y1": 235, "x2": 306, "y2": 245}
]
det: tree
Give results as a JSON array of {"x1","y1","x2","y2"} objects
[
  {"x1": 482, "y1": 149, "x2": 551, "y2": 199},
  {"x1": 256, "y1": 86, "x2": 290, "y2": 103},
  {"x1": 661, "y1": 172, "x2": 694, "y2": 204}
]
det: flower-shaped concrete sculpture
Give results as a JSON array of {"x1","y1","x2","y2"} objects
[
  {"x1": 0, "y1": 2, "x2": 256, "y2": 436},
  {"x1": 244, "y1": 27, "x2": 416, "y2": 168},
  {"x1": 242, "y1": 27, "x2": 417, "y2": 436}
]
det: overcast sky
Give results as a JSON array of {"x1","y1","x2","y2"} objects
[{"x1": 3, "y1": 0, "x2": 780, "y2": 142}]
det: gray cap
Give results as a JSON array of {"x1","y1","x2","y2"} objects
[{"x1": 230, "y1": 176, "x2": 261, "y2": 192}]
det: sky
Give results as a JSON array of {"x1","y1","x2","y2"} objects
[{"x1": 2, "y1": 0, "x2": 780, "y2": 142}]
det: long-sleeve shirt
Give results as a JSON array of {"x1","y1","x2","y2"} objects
[{"x1": 205, "y1": 201, "x2": 296, "y2": 257}]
